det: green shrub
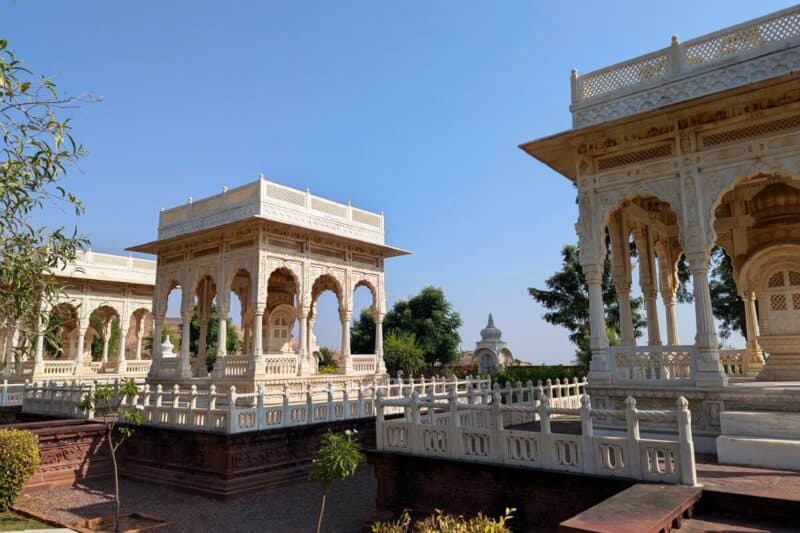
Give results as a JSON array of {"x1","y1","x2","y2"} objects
[
  {"x1": 0, "y1": 429, "x2": 40, "y2": 511},
  {"x1": 493, "y1": 364, "x2": 582, "y2": 386},
  {"x1": 372, "y1": 508, "x2": 514, "y2": 532}
]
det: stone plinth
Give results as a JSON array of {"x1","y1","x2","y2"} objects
[
  {"x1": 118, "y1": 417, "x2": 376, "y2": 499},
  {"x1": 367, "y1": 451, "x2": 633, "y2": 531}
]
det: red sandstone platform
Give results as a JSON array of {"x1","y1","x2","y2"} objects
[
  {"x1": 696, "y1": 455, "x2": 800, "y2": 503},
  {"x1": 558, "y1": 484, "x2": 701, "y2": 533}
]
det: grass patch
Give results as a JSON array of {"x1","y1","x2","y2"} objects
[{"x1": 0, "y1": 510, "x2": 49, "y2": 531}]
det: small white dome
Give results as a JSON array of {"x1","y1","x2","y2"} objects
[{"x1": 480, "y1": 313, "x2": 502, "y2": 341}]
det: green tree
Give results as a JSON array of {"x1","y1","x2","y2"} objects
[
  {"x1": 189, "y1": 305, "x2": 241, "y2": 370},
  {"x1": 90, "y1": 316, "x2": 119, "y2": 361},
  {"x1": 382, "y1": 286, "x2": 462, "y2": 366},
  {"x1": 309, "y1": 430, "x2": 363, "y2": 533},
  {"x1": 383, "y1": 332, "x2": 425, "y2": 376},
  {"x1": 709, "y1": 246, "x2": 746, "y2": 341},
  {"x1": 79, "y1": 380, "x2": 143, "y2": 532},
  {"x1": 529, "y1": 244, "x2": 645, "y2": 371},
  {"x1": 350, "y1": 308, "x2": 375, "y2": 354},
  {"x1": 0, "y1": 38, "x2": 93, "y2": 361}
]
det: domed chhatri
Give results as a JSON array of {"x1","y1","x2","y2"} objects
[
  {"x1": 480, "y1": 313, "x2": 502, "y2": 341},
  {"x1": 475, "y1": 313, "x2": 513, "y2": 373}
]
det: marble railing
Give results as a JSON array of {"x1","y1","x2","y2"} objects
[
  {"x1": 719, "y1": 349, "x2": 745, "y2": 377},
  {"x1": 41, "y1": 361, "x2": 77, "y2": 376},
  {"x1": 609, "y1": 345, "x2": 696, "y2": 386},
  {"x1": 376, "y1": 392, "x2": 697, "y2": 486},
  {"x1": 262, "y1": 354, "x2": 297, "y2": 376},
  {"x1": 350, "y1": 355, "x2": 377, "y2": 374},
  {"x1": 20, "y1": 376, "x2": 492, "y2": 434},
  {"x1": 0, "y1": 381, "x2": 24, "y2": 406}
]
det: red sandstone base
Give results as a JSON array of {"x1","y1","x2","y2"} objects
[
  {"x1": 118, "y1": 417, "x2": 377, "y2": 499},
  {"x1": 367, "y1": 451, "x2": 634, "y2": 532}
]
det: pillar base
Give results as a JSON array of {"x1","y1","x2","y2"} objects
[{"x1": 587, "y1": 349, "x2": 612, "y2": 385}]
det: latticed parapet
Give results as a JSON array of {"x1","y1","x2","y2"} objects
[
  {"x1": 570, "y1": 5, "x2": 800, "y2": 127},
  {"x1": 155, "y1": 177, "x2": 387, "y2": 245}
]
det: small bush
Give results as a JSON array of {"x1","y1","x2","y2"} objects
[
  {"x1": 372, "y1": 508, "x2": 514, "y2": 533},
  {"x1": 493, "y1": 364, "x2": 581, "y2": 385},
  {"x1": 0, "y1": 429, "x2": 40, "y2": 511}
]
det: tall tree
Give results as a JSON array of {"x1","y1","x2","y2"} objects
[
  {"x1": 529, "y1": 244, "x2": 645, "y2": 371},
  {"x1": 384, "y1": 286, "x2": 462, "y2": 366},
  {"x1": 349, "y1": 308, "x2": 375, "y2": 354},
  {"x1": 709, "y1": 246, "x2": 746, "y2": 341},
  {"x1": 351, "y1": 286, "x2": 462, "y2": 366},
  {"x1": 0, "y1": 38, "x2": 92, "y2": 360},
  {"x1": 189, "y1": 305, "x2": 241, "y2": 369}
]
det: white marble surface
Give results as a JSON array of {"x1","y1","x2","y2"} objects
[
  {"x1": 717, "y1": 435, "x2": 800, "y2": 471},
  {"x1": 721, "y1": 411, "x2": 800, "y2": 440}
]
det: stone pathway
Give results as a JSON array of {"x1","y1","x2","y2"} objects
[{"x1": 17, "y1": 465, "x2": 376, "y2": 533}]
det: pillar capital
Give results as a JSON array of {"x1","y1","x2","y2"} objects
[{"x1": 582, "y1": 263, "x2": 604, "y2": 285}]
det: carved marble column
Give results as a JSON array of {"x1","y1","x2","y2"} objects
[
  {"x1": 73, "y1": 317, "x2": 90, "y2": 375},
  {"x1": 608, "y1": 213, "x2": 635, "y2": 345},
  {"x1": 135, "y1": 316, "x2": 144, "y2": 360},
  {"x1": 101, "y1": 320, "x2": 111, "y2": 363},
  {"x1": 253, "y1": 307, "x2": 264, "y2": 356},
  {"x1": 656, "y1": 242, "x2": 680, "y2": 345},
  {"x1": 634, "y1": 225, "x2": 662, "y2": 345},
  {"x1": 743, "y1": 291, "x2": 765, "y2": 377},
  {"x1": 340, "y1": 308, "x2": 352, "y2": 373},
  {"x1": 585, "y1": 264, "x2": 611, "y2": 384},
  {"x1": 179, "y1": 307, "x2": 193, "y2": 378},
  {"x1": 297, "y1": 307, "x2": 309, "y2": 376},
  {"x1": 3, "y1": 323, "x2": 17, "y2": 377},
  {"x1": 118, "y1": 325, "x2": 128, "y2": 373},
  {"x1": 375, "y1": 312, "x2": 386, "y2": 374},
  {"x1": 150, "y1": 314, "x2": 164, "y2": 377},
  {"x1": 687, "y1": 252, "x2": 727, "y2": 387}
]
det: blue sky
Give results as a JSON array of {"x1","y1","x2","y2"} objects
[{"x1": 5, "y1": 1, "x2": 792, "y2": 362}]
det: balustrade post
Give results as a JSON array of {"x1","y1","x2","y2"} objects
[
  {"x1": 448, "y1": 389, "x2": 461, "y2": 459},
  {"x1": 257, "y1": 384, "x2": 266, "y2": 430},
  {"x1": 357, "y1": 383, "x2": 364, "y2": 416},
  {"x1": 538, "y1": 394, "x2": 552, "y2": 468},
  {"x1": 426, "y1": 390, "x2": 436, "y2": 425},
  {"x1": 580, "y1": 395, "x2": 595, "y2": 475},
  {"x1": 86, "y1": 383, "x2": 96, "y2": 420},
  {"x1": 306, "y1": 384, "x2": 313, "y2": 424},
  {"x1": 625, "y1": 396, "x2": 642, "y2": 479},
  {"x1": 190, "y1": 384, "x2": 197, "y2": 410},
  {"x1": 172, "y1": 384, "x2": 180, "y2": 409},
  {"x1": 142, "y1": 384, "x2": 151, "y2": 409},
  {"x1": 228, "y1": 386, "x2": 238, "y2": 432},
  {"x1": 155, "y1": 384, "x2": 163, "y2": 411},
  {"x1": 375, "y1": 389, "x2": 385, "y2": 450},
  {"x1": 676, "y1": 396, "x2": 697, "y2": 486},
  {"x1": 492, "y1": 391, "x2": 505, "y2": 464},
  {"x1": 409, "y1": 391, "x2": 420, "y2": 454},
  {"x1": 327, "y1": 383, "x2": 334, "y2": 421}
]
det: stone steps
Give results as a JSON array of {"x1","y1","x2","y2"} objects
[{"x1": 716, "y1": 411, "x2": 800, "y2": 471}]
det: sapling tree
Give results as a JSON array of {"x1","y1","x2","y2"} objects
[
  {"x1": 309, "y1": 429, "x2": 364, "y2": 533},
  {"x1": 78, "y1": 379, "x2": 143, "y2": 532}
]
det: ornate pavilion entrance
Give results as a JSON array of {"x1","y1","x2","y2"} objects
[
  {"x1": 521, "y1": 5, "x2": 800, "y2": 465},
  {"x1": 128, "y1": 176, "x2": 409, "y2": 392}
]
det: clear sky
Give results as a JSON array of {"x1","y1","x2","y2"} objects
[{"x1": 4, "y1": 1, "x2": 793, "y2": 363}]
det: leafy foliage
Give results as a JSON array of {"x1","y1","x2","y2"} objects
[
  {"x1": 383, "y1": 332, "x2": 426, "y2": 376},
  {"x1": 189, "y1": 306, "x2": 241, "y2": 370},
  {"x1": 0, "y1": 38, "x2": 93, "y2": 357},
  {"x1": 310, "y1": 430, "x2": 364, "y2": 533},
  {"x1": 709, "y1": 247, "x2": 746, "y2": 341},
  {"x1": 0, "y1": 429, "x2": 39, "y2": 511},
  {"x1": 78, "y1": 380, "x2": 143, "y2": 532},
  {"x1": 90, "y1": 316, "x2": 120, "y2": 361},
  {"x1": 350, "y1": 308, "x2": 376, "y2": 354},
  {"x1": 384, "y1": 287, "x2": 462, "y2": 366},
  {"x1": 528, "y1": 244, "x2": 644, "y2": 371},
  {"x1": 371, "y1": 508, "x2": 515, "y2": 533},
  {"x1": 351, "y1": 287, "x2": 462, "y2": 365},
  {"x1": 317, "y1": 347, "x2": 339, "y2": 373},
  {"x1": 491, "y1": 364, "x2": 582, "y2": 385}
]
